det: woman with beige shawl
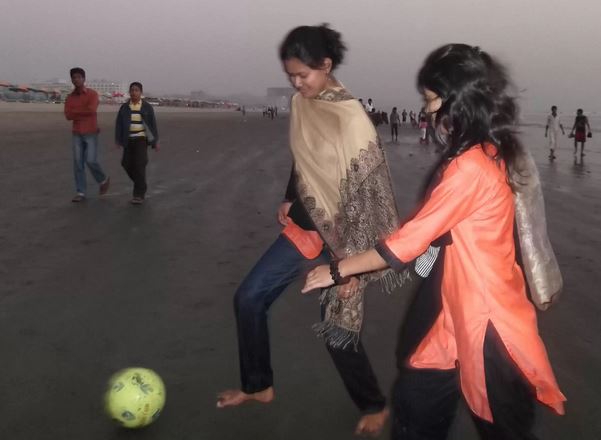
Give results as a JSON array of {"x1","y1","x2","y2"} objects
[{"x1": 217, "y1": 24, "x2": 407, "y2": 436}]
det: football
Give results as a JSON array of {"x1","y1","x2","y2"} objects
[{"x1": 104, "y1": 367, "x2": 166, "y2": 428}]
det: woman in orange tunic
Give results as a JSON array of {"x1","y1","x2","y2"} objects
[{"x1": 302, "y1": 44, "x2": 566, "y2": 439}]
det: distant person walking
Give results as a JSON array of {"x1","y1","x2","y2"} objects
[
  {"x1": 381, "y1": 110, "x2": 389, "y2": 125},
  {"x1": 418, "y1": 116, "x2": 428, "y2": 144},
  {"x1": 366, "y1": 98, "x2": 375, "y2": 113},
  {"x1": 409, "y1": 110, "x2": 416, "y2": 128},
  {"x1": 64, "y1": 67, "x2": 110, "y2": 202},
  {"x1": 115, "y1": 82, "x2": 159, "y2": 205},
  {"x1": 545, "y1": 105, "x2": 564, "y2": 160},
  {"x1": 390, "y1": 107, "x2": 401, "y2": 142},
  {"x1": 569, "y1": 108, "x2": 592, "y2": 156},
  {"x1": 401, "y1": 109, "x2": 407, "y2": 124}
]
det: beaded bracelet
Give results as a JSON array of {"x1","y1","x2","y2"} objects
[{"x1": 329, "y1": 260, "x2": 350, "y2": 285}]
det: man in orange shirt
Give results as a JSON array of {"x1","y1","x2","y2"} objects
[{"x1": 64, "y1": 67, "x2": 110, "y2": 202}]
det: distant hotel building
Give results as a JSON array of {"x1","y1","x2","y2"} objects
[
  {"x1": 86, "y1": 79, "x2": 128, "y2": 97},
  {"x1": 266, "y1": 87, "x2": 294, "y2": 111},
  {"x1": 30, "y1": 78, "x2": 128, "y2": 97}
]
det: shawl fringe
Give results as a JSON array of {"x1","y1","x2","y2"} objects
[{"x1": 315, "y1": 269, "x2": 412, "y2": 349}]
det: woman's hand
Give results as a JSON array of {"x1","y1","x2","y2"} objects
[
  {"x1": 277, "y1": 202, "x2": 292, "y2": 226},
  {"x1": 302, "y1": 264, "x2": 335, "y2": 293},
  {"x1": 302, "y1": 250, "x2": 387, "y2": 294},
  {"x1": 337, "y1": 276, "x2": 360, "y2": 299}
]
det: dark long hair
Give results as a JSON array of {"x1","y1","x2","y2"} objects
[
  {"x1": 279, "y1": 24, "x2": 347, "y2": 70},
  {"x1": 417, "y1": 44, "x2": 524, "y2": 188}
]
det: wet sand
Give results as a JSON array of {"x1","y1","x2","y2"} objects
[{"x1": 0, "y1": 104, "x2": 599, "y2": 439}]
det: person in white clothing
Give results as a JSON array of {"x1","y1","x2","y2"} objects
[{"x1": 545, "y1": 105, "x2": 565, "y2": 160}]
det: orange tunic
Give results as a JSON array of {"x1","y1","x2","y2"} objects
[{"x1": 383, "y1": 145, "x2": 566, "y2": 422}]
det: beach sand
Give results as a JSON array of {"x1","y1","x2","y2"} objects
[{"x1": 0, "y1": 103, "x2": 599, "y2": 439}]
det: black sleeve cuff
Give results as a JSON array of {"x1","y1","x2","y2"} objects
[{"x1": 375, "y1": 240, "x2": 408, "y2": 272}]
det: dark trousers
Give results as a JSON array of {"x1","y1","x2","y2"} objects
[
  {"x1": 392, "y1": 323, "x2": 537, "y2": 439},
  {"x1": 234, "y1": 234, "x2": 386, "y2": 414},
  {"x1": 391, "y1": 124, "x2": 399, "y2": 139},
  {"x1": 121, "y1": 137, "x2": 148, "y2": 198},
  {"x1": 392, "y1": 241, "x2": 537, "y2": 439}
]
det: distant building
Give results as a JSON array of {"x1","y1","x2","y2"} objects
[
  {"x1": 86, "y1": 79, "x2": 128, "y2": 99},
  {"x1": 28, "y1": 78, "x2": 128, "y2": 102},
  {"x1": 266, "y1": 87, "x2": 294, "y2": 111}
]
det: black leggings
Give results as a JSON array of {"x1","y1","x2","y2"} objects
[
  {"x1": 391, "y1": 323, "x2": 537, "y2": 439},
  {"x1": 392, "y1": 239, "x2": 537, "y2": 439}
]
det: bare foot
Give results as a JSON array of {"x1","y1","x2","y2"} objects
[
  {"x1": 216, "y1": 386, "x2": 274, "y2": 408},
  {"x1": 355, "y1": 407, "x2": 389, "y2": 436}
]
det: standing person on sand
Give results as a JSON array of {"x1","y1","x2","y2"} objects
[
  {"x1": 302, "y1": 44, "x2": 566, "y2": 439},
  {"x1": 409, "y1": 110, "x2": 416, "y2": 127},
  {"x1": 418, "y1": 116, "x2": 428, "y2": 144},
  {"x1": 115, "y1": 82, "x2": 159, "y2": 205},
  {"x1": 64, "y1": 67, "x2": 110, "y2": 203},
  {"x1": 390, "y1": 107, "x2": 401, "y2": 142},
  {"x1": 569, "y1": 108, "x2": 592, "y2": 157},
  {"x1": 216, "y1": 24, "x2": 412, "y2": 436},
  {"x1": 545, "y1": 105, "x2": 564, "y2": 160}
]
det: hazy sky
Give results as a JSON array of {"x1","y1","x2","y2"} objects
[{"x1": 2, "y1": 0, "x2": 599, "y2": 112}]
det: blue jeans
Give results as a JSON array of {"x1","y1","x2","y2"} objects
[
  {"x1": 234, "y1": 234, "x2": 385, "y2": 414},
  {"x1": 72, "y1": 133, "x2": 107, "y2": 195}
]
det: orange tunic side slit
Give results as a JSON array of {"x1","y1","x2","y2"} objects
[{"x1": 383, "y1": 145, "x2": 566, "y2": 422}]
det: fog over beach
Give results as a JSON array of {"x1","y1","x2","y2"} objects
[{"x1": 2, "y1": 0, "x2": 600, "y2": 112}]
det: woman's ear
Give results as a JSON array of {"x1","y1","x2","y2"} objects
[{"x1": 321, "y1": 57, "x2": 333, "y2": 74}]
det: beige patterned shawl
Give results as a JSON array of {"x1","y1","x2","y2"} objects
[
  {"x1": 512, "y1": 150, "x2": 563, "y2": 310},
  {"x1": 289, "y1": 86, "x2": 409, "y2": 348}
]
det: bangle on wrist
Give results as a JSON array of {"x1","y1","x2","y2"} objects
[{"x1": 329, "y1": 259, "x2": 350, "y2": 285}]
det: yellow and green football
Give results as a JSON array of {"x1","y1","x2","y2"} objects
[{"x1": 104, "y1": 367, "x2": 166, "y2": 428}]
